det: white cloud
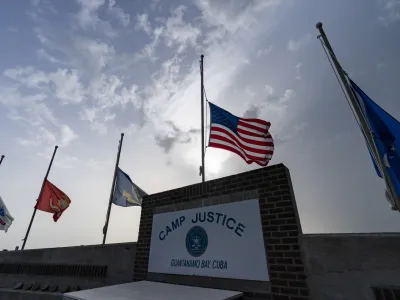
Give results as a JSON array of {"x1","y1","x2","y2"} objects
[
  {"x1": 4, "y1": 66, "x2": 49, "y2": 89},
  {"x1": 73, "y1": 38, "x2": 116, "y2": 73},
  {"x1": 0, "y1": 86, "x2": 58, "y2": 127},
  {"x1": 139, "y1": 0, "x2": 286, "y2": 135},
  {"x1": 25, "y1": 102, "x2": 59, "y2": 127},
  {"x1": 17, "y1": 127, "x2": 56, "y2": 147},
  {"x1": 36, "y1": 48, "x2": 65, "y2": 65},
  {"x1": 378, "y1": 0, "x2": 400, "y2": 24},
  {"x1": 295, "y1": 62, "x2": 303, "y2": 80},
  {"x1": 162, "y1": 6, "x2": 201, "y2": 53},
  {"x1": 74, "y1": 0, "x2": 117, "y2": 38},
  {"x1": 50, "y1": 69, "x2": 86, "y2": 104},
  {"x1": 265, "y1": 84, "x2": 274, "y2": 95},
  {"x1": 74, "y1": 0, "x2": 130, "y2": 30},
  {"x1": 256, "y1": 45, "x2": 273, "y2": 57},
  {"x1": 136, "y1": 6, "x2": 201, "y2": 57},
  {"x1": 79, "y1": 107, "x2": 96, "y2": 123},
  {"x1": 90, "y1": 121, "x2": 108, "y2": 135},
  {"x1": 60, "y1": 125, "x2": 78, "y2": 146},
  {"x1": 89, "y1": 74, "x2": 123, "y2": 107},
  {"x1": 288, "y1": 33, "x2": 311, "y2": 52},
  {"x1": 53, "y1": 155, "x2": 79, "y2": 169},
  {"x1": 295, "y1": 62, "x2": 303, "y2": 70},
  {"x1": 135, "y1": 13, "x2": 152, "y2": 35},
  {"x1": 138, "y1": 26, "x2": 164, "y2": 62},
  {"x1": 75, "y1": 0, "x2": 106, "y2": 29},
  {"x1": 4, "y1": 67, "x2": 86, "y2": 105},
  {"x1": 196, "y1": 0, "x2": 259, "y2": 35},
  {"x1": 87, "y1": 158, "x2": 112, "y2": 170},
  {"x1": 107, "y1": 0, "x2": 130, "y2": 27},
  {"x1": 16, "y1": 122, "x2": 79, "y2": 152},
  {"x1": 279, "y1": 89, "x2": 295, "y2": 104}
]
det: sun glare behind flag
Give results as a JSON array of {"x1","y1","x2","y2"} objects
[{"x1": 208, "y1": 102, "x2": 274, "y2": 166}]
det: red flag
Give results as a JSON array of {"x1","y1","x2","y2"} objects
[{"x1": 36, "y1": 180, "x2": 71, "y2": 222}]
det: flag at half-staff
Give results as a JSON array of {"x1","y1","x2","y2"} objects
[
  {"x1": 0, "y1": 196, "x2": 14, "y2": 232},
  {"x1": 36, "y1": 180, "x2": 71, "y2": 222},
  {"x1": 349, "y1": 79, "x2": 400, "y2": 210},
  {"x1": 208, "y1": 102, "x2": 274, "y2": 166},
  {"x1": 22, "y1": 145, "x2": 70, "y2": 250},
  {"x1": 112, "y1": 167, "x2": 147, "y2": 207},
  {"x1": 316, "y1": 22, "x2": 400, "y2": 210},
  {"x1": 102, "y1": 133, "x2": 147, "y2": 244}
]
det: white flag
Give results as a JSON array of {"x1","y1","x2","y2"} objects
[{"x1": 0, "y1": 196, "x2": 14, "y2": 232}]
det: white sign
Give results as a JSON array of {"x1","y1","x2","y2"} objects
[{"x1": 148, "y1": 199, "x2": 269, "y2": 281}]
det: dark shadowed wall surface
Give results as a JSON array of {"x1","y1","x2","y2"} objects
[
  {"x1": 134, "y1": 164, "x2": 310, "y2": 300},
  {"x1": 0, "y1": 242, "x2": 136, "y2": 300},
  {"x1": 301, "y1": 233, "x2": 400, "y2": 300}
]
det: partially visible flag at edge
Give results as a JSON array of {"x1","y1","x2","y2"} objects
[
  {"x1": 0, "y1": 196, "x2": 14, "y2": 232},
  {"x1": 208, "y1": 102, "x2": 274, "y2": 166},
  {"x1": 112, "y1": 167, "x2": 147, "y2": 207},
  {"x1": 349, "y1": 78, "x2": 400, "y2": 210},
  {"x1": 36, "y1": 180, "x2": 71, "y2": 222}
]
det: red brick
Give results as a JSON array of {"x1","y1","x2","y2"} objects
[{"x1": 133, "y1": 165, "x2": 309, "y2": 300}]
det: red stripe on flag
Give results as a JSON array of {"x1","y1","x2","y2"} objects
[
  {"x1": 237, "y1": 127, "x2": 268, "y2": 137},
  {"x1": 240, "y1": 118, "x2": 270, "y2": 126},
  {"x1": 209, "y1": 142, "x2": 269, "y2": 166},
  {"x1": 238, "y1": 120, "x2": 267, "y2": 133},
  {"x1": 211, "y1": 126, "x2": 273, "y2": 146},
  {"x1": 209, "y1": 132, "x2": 272, "y2": 156},
  {"x1": 209, "y1": 129, "x2": 273, "y2": 161}
]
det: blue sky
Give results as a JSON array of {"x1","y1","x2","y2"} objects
[{"x1": 1, "y1": 0, "x2": 400, "y2": 250}]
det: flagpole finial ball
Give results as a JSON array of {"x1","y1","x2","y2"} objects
[{"x1": 316, "y1": 22, "x2": 323, "y2": 29}]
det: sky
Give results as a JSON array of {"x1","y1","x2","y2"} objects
[{"x1": 1, "y1": 0, "x2": 400, "y2": 250}]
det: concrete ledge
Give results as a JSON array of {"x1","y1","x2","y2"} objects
[
  {"x1": 147, "y1": 272, "x2": 270, "y2": 294},
  {"x1": 0, "y1": 288, "x2": 62, "y2": 300}
]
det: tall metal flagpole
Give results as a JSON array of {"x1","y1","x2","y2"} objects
[
  {"x1": 200, "y1": 54, "x2": 205, "y2": 183},
  {"x1": 0, "y1": 155, "x2": 4, "y2": 166},
  {"x1": 316, "y1": 22, "x2": 400, "y2": 210},
  {"x1": 21, "y1": 145, "x2": 58, "y2": 250},
  {"x1": 102, "y1": 133, "x2": 124, "y2": 245}
]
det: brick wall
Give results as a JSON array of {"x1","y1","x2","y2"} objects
[{"x1": 134, "y1": 164, "x2": 310, "y2": 300}]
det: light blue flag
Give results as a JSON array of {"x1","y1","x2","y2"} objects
[
  {"x1": 112, "y1": 168, "x2": 147, "y2": 207},
  {"x1": 350, "y1": 78, "x2": 400, "y2": 209}
]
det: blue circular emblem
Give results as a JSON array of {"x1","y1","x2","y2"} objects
[{"x1": 185, "y1": 226, "x2": 208, "y2": 257}]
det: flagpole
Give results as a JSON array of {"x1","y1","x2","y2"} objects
[
  {"x1": 102, "y1": 133, "x2": 124, "y2": 245},
  {"x1": 0, "y1": 155, "x2": 4, "y2": 166},
  {"x1": 21, "y1": 145, "x2": 58, "y2": 250},
  {"x1": 200, "y1": 54, "x2": 205, "y2": 183},
  {"x1": 316, "y1": 22, "x2": 400, "y2": 209}
]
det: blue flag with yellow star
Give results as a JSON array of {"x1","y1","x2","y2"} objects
[
  {"x1": 350, "y1": 78, "x2": 400, "y2": 209},
  {"x1": 112, "y1": 168, "x2": 147, "y2": 207}
]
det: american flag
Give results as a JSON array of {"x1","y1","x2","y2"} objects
[{"x1": 208, "y1": 102, "x2": 274, "y2": 166}]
